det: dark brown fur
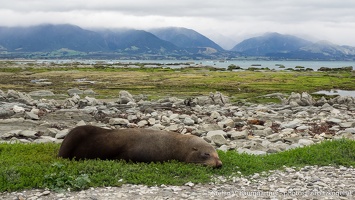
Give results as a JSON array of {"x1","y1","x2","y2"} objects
[{"x1": 58, "y1": 125, "x2": 222, "y2": 168}]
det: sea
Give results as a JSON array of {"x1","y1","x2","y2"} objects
[{"x1": 36, "y1": 59, "x2": 355, "y2": 71}]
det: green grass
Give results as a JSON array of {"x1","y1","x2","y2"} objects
[
  {"x1": 0, "y1": 64, "x2": 354, "y2": 103},
  {"x1": 1, "y1": 139, "x2": 355, "y2": 192}
]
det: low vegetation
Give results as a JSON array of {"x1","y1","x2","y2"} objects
[
  {"x1": 0, "y1": 61, "x2": 354, "y2": 103},
  {"x1": 1, "y1": 139, "x2": 355, "y2": 192}
]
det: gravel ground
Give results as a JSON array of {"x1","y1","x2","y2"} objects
[{"x1": 2, "y1": 165, "x2": 355, "y2": 200}]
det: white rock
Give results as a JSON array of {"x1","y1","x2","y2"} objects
[
  {"x1": 281, "y1": 119, "x2": 302, "y2": 129},
  {"x1": 298, "y1": 139, "x2": 314, "y2": 146},
  {"x1": 211, "y1": 135, "x2": 228, "y2": 146},
  {"x1": 217, "y1": 145, "x2": 229, "y2": 152},
  {"x1": 25, "y1": 111, "x2": 39, "y2": 120},
  {"x1": 344, "y1": 128, "x2": 355, "y2": 134},
  {"x1": 76, "y1": 120, "x2": 86, "y2": 126},
  {"x1": 55, "y1": 129, "x2": 69, "y2": 139},
  {"x1": 109, "y1": 118, "x2": 129, "y2": 125},
  {"x1": 230, "y1": 130, "x2": 248, "y2": 140},
  {"x1": 137, "y1": 120, "x2": 148, "y2": 127},
  {"x1": 183, "y1": 117, "x2": 195, "y2": 126},
  {"x1": 210, "y1": 111, "x2": 220, "y2": 119},
  {"x1": 206, "y1": 130, "x2": 227, "y2": 140},
  {"x1": 18, "y1": 130, "x2": 38, "y2": 139},
  {"x1": 13, "y1": 105, "x2": 25, "y2": 113}
]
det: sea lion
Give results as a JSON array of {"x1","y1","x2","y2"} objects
[{"x1": 58, "y1": 125, "x2": 222, "y2": 168}]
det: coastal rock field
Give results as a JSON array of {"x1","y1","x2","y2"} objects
[{"x1": 1, "y1": 88, "x2": 355, "y2": 199}]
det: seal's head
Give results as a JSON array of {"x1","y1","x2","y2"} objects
[{"x1": 185, "y1": 137, "x2": 222, "y2": 168}]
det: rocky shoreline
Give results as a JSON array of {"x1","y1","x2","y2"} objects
[{"x1": 1, "y1": 89, "x2": 355, "y2": 199}]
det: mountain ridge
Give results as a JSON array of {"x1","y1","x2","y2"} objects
[
  {"x1": 0, "y1": 24, "x2": 354, "y2": 60},
  {"x1": 231, "y1": 32, "x2": 355, "y2": 60}
]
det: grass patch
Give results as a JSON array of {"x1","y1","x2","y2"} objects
[
  {"x1": 1, "y1": 139, "x2": 355, "y2": 192},
  {"x1": 0, "y1": 65, "x2": 354, "y2": 102}
]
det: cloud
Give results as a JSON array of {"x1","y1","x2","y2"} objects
[{"x1": 1, "y1": 0, "x2": 355, "y2": 46}]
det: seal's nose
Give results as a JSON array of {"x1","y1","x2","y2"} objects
[{"x1": 215, "y1": 159, "x2": 223, "y2": 168}]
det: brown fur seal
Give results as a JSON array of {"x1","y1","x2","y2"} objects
[{"x1": 58, "y1": 125, "x2": 222, "y2": 168}]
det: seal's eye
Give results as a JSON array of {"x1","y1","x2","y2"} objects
[{"x1": 201, "y1": 153, "x2": 210, "y2": 159}]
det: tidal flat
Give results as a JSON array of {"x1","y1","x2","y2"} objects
[{"x1": 0, "y1": 61, "x2": 354, "y2": 103}]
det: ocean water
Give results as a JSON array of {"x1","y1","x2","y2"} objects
[
  {"x1": 36, "y1": 59, "x2": 354, "y2": 71},
  {"x1": 313, "y1": 89, "x2": 355, "y2": 97}
]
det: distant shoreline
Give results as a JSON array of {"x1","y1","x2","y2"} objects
[{"x1": 1, "y1": 59, "x2": 354, "y2": 71}]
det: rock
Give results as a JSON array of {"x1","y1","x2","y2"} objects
[
  {"x1": 210, "y1": 111, "x2": 220, "y2": 119},
  {"x1": 183, "y1": 117, "x2": 195, "y2": 126},
  {"x1": 206, "y1": 130, "x2": 227, "y2": 140},
  {"x1": 327, "y1": 118, "x2": 342, "y2": 124},
  {"x1": 211, "y1": 135, "x2": 228, "y2": 147},
  {"x1": 266, "y1": 133, "x2": 282, "y2": 142},
  {"x1": 166, "y1": 124, "x2": 182, "y2": 132},
  {"x1": 217, "y1": 145, "x2": 229, "y2": 152},
  {"x1": 200, "y1": 124, "x2": 222, "y2": 132},
  {"x1": 296, "y1": 125, "x2": 310, "y2": 131},
  {"x1": 339, "y1": 122, "x2": 355, "y2": 128},
  {"x1": 282, "y1": 92, "x2": 315, "y2": 106},
  {"x1": 148, "y1": 118, "x2": 156, "y2": 125},
  {"x1": 44, "y1": 128, "x2": 59, "y2": 137},
  {"x1": 34, "y1": 136, "x2": 57, "y2": 143},
  {"x1": 298, "y1": 139, "x2": 315, "y2": 146},
  {"x1": 188, "y1": 92, "x2": 229, "y2": 106},
  {"x1": 109, "y1": 118, "x2": 129, "y2": 125},
  {"x1": 137, "y1": 120, "x2": 148, "y2": 127},
  {"x1": 1, "y1": 130, "x2": 21, "y2": 139},
  {"x1": 25, "y1": 112, "x2": 39, "y2": 120},
  {"x1": 118, "y1": 90, "x2": 135, "y2": 104},
  {"x1": 81, "y1": 106, "x2": 98, "y2": 114},
  {"x1": 218, "y1": 118, "x2": 235, "y2": 128},
  {"x1": 68, "y1": 88, "x2": 84, "y2": 96},
  {"x1": 13, "y1": 105, "x2": 25, "y2": 113},
  {"x1": 281, "y1": 119, "x2": 302, "y2": 129},
  {"x1": 83, "y1": 89, "x2": 96, "y2": 95},
  {"x1": 230, "y1": 130, "x2": 248, "y2": 140},
  {"x1": 0, "y1": 109, "x2": 15, "y2": 118},
  {"x1": 28, "y1": 90, "x2": 54, "y2": 97},
  {"x1": 315, "y1": 96, "x2": 328, "y2": 106},
  {"x1": 248, "y1": 141, "x2": 268, "y2": 151},
  {"x1": 237, "y1": 148, "x2": 266, "y2": 155},
  {"x1": 252, "y1": 128, "x2": 273, "y2": 137},
  {"x1": 7, "y1": 90, "x2": 34, "y2": 105},
  {"x1": 76, "y1": 120, "x2": 87, "y2": 126},
  {"x1": 18, "y1": 130, "x2": 38, "y2": 139},
  {"x1": 268, "y1": 141, "x2": 290, "y2": 151},
  {"x1": 55, "y1": 129, "x2": 69, "y2": 139},
  {"x1": 344, "y1": 128, "x2": 355, "y2": 134}
]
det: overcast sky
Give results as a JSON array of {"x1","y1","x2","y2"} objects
[{"x1": 1, "y1": 0, "x2": 355, "y2": 49}]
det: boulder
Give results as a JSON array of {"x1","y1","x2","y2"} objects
[
  {"x1": 118, "y1": 90, "x2": 135, "y2": 104},
  {"x1": 55, "y1": 129, "x2": 70, "y2": 139},
  {"x1": 230, "y1": 130, "x2": 248, "y2": 140},
  {"x1": 25, "y1": 112, "x2": 39, "y2": 120},
  {"x1": 206, "y1": 130, "x2": 227, "y2": 140},
  {"x1": 18, "y1": 130, "x2": 38, "y2": 139},
  {"x1": 282, "y1": 92, "x2": 316, "y2": 106},
  {"x1": 211, "y1": 135, "x2": 228, "y2": 147}
]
